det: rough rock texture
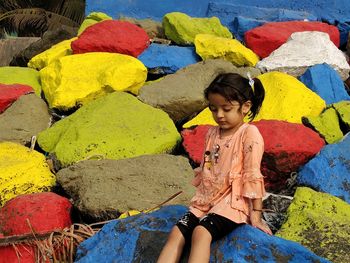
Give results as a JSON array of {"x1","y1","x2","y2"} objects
[
  {"x1": 183, "y1": 71, "x2": 326, "y2": 127},
  {"x1": 57, "y1": 155, "x2": 195, "y2": 221},
  {"x1": 40, "y1": 52, "x2": 147, "y2": 110},
  {"x1": 75, "y1": 205, "x2": 329, "y2": 263},
  {"x1": 194, "y1": 34, "x2": 259, "y2": 67},
  {"x1": 0, "y1": 66, "x2": 41, "y2": 96},
  {"x1": 302, "y1": 107, "x2": 344, "y2": 144},
  {"x1": 28, "y1": 37, "x2": 76, "y2": 70},
  {"x1": 0, "y1": 94, "x2": 51, "y2": 145},
  {"x1": 0, "y1": 37, "x2": 40, "y2": 66},
  {"x1": 332, "y1": 101, "x2": 350, "y2": 132},
  {"x1": 245, "y1": 21, "x2": 340, "y2": 58},
  {"x1": 138, "y1": 59, "x2": 260, "y2": 123},
  {"x1": 254, "y1": 120, "x2": 325, "y2": 192},
  {"x1": 257, "y1": 32, "x2": 350, "y2": 80},
  {"x1": 276, "y1": 187, "x2": 350, "y2": 263},
  {"x1": 72, "y1": 20, "x2": 150, "y2": 57},
  {"x1": 37, "y1": 92, "x2": 180, "y2": 167},
  {"x1": 0, "y1": 83, "x2": 33, "y2": 113},
  {"x1": 298, "y1": 134, "x2": 350, "y2": 203},
  {"x1": 162, "y1": 12, "x2": 232, "y2": 45},
  {"x1": 0, "y1": 142, "x2": 56, "y2": 207},
  {"x1": 77, "y1": 12, "x2": 112, "y2": 35},
  {"x1": 119, "y1": 16, "x2": 165, "y2": 39},
  {"x1": 207, "y1": 2, "x2": 317, "y2": 41},
  {"x1": 299, "y1": 64, "x2": 350, "y2": 105},
  {"x1": 181, "y1": 125, "x2": 213, "y2": 164},
  {"x1": 10, "y1": 26, "x2": 77, "y2": 67},
  {"x1": 138, "y1": 43, "x2": 200, "y2": 74},
  {"x1": 0, "y1": 192, "x2": 71, "y2": 236}
]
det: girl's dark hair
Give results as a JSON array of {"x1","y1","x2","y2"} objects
[{"x1": 204, "y1": 73, "x2": 265, "y2": 121}]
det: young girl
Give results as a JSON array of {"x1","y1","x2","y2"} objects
[{"x1": 157, "y1": 72, "x2": 272, "y2": 263}]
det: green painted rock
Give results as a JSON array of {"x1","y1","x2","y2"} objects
[
  {"x1": 276, "y1": 187, "x2": 350, "y2": 263},
  {"x1": 162, "y1": 12, "x2": 232, "y2": 45},
  {"x1": 78, "y1": 12, "x2": 112, "y2": 35},
  {"x1": 37, "y1": 91, "x2": 180, "y2": 166},
  {"x1": 332, "y1": 100, "x2": 350, "y2": 132},
  {"x1": 302, "y1": 107, "x2": 343, "y2": 144},
  {"x1": 0, "y1": 66, "x2": 41, "y2": 96}
]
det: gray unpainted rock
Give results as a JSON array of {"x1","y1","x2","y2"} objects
[
  {"x1": 0, "y1": 94, "x2": 50, "y2": 145},
  {"x1": 119, "y1": 16, "x2": 165, "y2": 39},
  {"x1": 0, "y1": 37, "x2": 40, "y2": 66},
  {"x1": 138, "y1": 59, "x2": 261, "y2": 123},
  {"x1": 56, "y1": 154, "x2": 195, "y2": 221}
]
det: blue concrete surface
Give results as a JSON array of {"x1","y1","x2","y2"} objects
[
  {"x1": 298, "y1": 133, "x2": 350, "y2": 204},
  {"x1": 75, "y1": 205, "x2": 330, "y2": 263},
  {"x1": 138, "y1": 43, "x2": 201, "y2": 74},
  {"x1": 299, "y1": 64, "x2": 350, "y2": 105}
]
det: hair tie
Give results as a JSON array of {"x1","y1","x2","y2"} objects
[{"x1": 246, "y1": 72, "x2": 255, "y2": 93}]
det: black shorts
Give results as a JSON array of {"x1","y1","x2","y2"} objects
[{"x1": 175, "y1": 211, "x2": 242, "y2": 242}]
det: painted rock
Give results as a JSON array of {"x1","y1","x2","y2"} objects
[{"x1": 0, "y1": 83, "x2": 33, "y2": 113}]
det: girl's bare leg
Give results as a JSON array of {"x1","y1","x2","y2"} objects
[
  {"x1": 188, "y1": 226, "x2": 212, "y2": 263},
  {"x1": 157, "y1": 226, "x2": 185, "y2": 263}
]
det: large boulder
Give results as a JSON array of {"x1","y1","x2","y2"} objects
[
  {"x1": 0, "y1": 94, "x2": 51, "y2": 145},
  {"x1": 72, "y1": 20, "x2": 150, "y2": 57},
  {"x1": 183, "y1": 71, "x2": 326, "y2": 127},
  {"x1": 75, "y1": 205, "x2": 329, "y2": 263},
  {"x1": 0, "y1": 142, "x2": 56, "y2": 207},
  {"x1": 162, "y1": 12, "x2": 232, "y2": 45},
  {"x1": 37, "y1": 91, "x2": 180, "y2": 167},
  {"x1": 56, "y1": 154, "x2": 195, "y2": 221},
  {"x1": 0, "y1": 66, "x2": 41, "y2": 96},
  {"x1": 298, "y1": 133, "x2": 350, "y2": 203},
  {"x1": 276, "y1": 187, "x2": 350, "y2": 263},
  {"x1": 138, "y1": 43, "x2": 200, "y2": 74},
  {"x1": 0, "y1": 83, "x2": 34, "y2": 113},
  {"x1": 299, "y1": 64, "x2": 350, "y2": 105},
  {"x1": 39, "y1": 52, "x2": 147, "y2": 110},
  {"x1": 138, "y1": 59, "x2": 260, "y2": 123},
  {"x1": 257, "y1": 32, "x2": 350, "y2": 80},
  {"x1": 245, "y1": 21, "x2": 339, "y2": 58},
  {"x1": 194, "y1": 34, "x2": 259, "y2": 67},
  {"x1": 0, "y1": 192, "x2": 71, "y2": 236}
]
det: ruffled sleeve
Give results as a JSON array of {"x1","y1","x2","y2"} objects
[{"x1": 242, "y1": 125, "x2": 266, "y2": 199}]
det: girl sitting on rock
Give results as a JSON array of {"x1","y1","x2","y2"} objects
[{"x1": 157, "y1": 72, "x2": 272, "y2": 263}]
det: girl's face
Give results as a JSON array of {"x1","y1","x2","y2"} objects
[{"x1": 208, "y1": 93, "x2": 251, "y2": 136}]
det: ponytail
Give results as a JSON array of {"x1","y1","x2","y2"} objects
[{"x1": 248, "y1": 77, "x2": 265, "y2": 121}]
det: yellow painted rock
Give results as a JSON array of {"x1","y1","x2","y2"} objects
[
  {"x1": 40, "y1": 52, "x2": 147, "y2": 110},
  {"x1": 28, "y1": 37, "x2": 77, "y2": 70},
  {"x1": 183, "y1": 71, "x2": 326, "y2": 127},
  {"x1": 194, "y1": 34, "x2": 259, "y2": 67},
  {"x1": 0, "y1": 142, "x2": 56, "y2": 207},
  {"x1": 163, "y1": 12, "x2": 232, "y2": 45}
]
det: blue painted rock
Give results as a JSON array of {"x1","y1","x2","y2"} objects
[
  {"x1": 75, "y1": 205, "x2": 329, "y2": 263},
  {"x1": 298, "y1": 133, "x2": 350, "y2": 203},
  {"x1": 138, "y1": 43, "x2": 200, "y2": 74},
  {"x1": 299, "y1": 64, "x2": 350, "y2": 105}
]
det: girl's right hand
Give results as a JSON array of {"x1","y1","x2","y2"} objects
[{"x1": 250, "y1": 211, "x2": 272, "y2": 235}]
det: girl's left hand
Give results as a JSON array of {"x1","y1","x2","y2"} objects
[{"x1": 250, "y1": 211, "x2": 272, "y2": 235}]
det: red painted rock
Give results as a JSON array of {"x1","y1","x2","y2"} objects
[
  {"x1": 0, "y1": 84, "x2": 33, "y2": 113},
  {"x1": 0, "y1": 245, "x2": 35, "y2": 263},
  {"x1": 0, "y1": 192, "x2": 72, "y2": 236},
  {"x1": 245, "y1": 21, "x2": 340, "y2": 58},
  {"x1": 252, "y1": 120, "x2": 325, "y2": 192},
  {"x1": 181, "y1": 125, "x2": 213, "y2": 164},
  {"x1": 71, "y1": 20, "x2": 150, "y2": 57}
]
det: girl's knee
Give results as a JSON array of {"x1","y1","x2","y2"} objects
[{"x1": 192, "y1": 225, "x2": 212, "y2": 240}]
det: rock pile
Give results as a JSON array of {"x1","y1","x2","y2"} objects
[{"x1": 0, "y1": 1, "x2": 350, "y2": 262}]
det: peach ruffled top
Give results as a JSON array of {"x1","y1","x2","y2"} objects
[{"x1": 189, "y1": 123, "x2": 266, "y2": 224}]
